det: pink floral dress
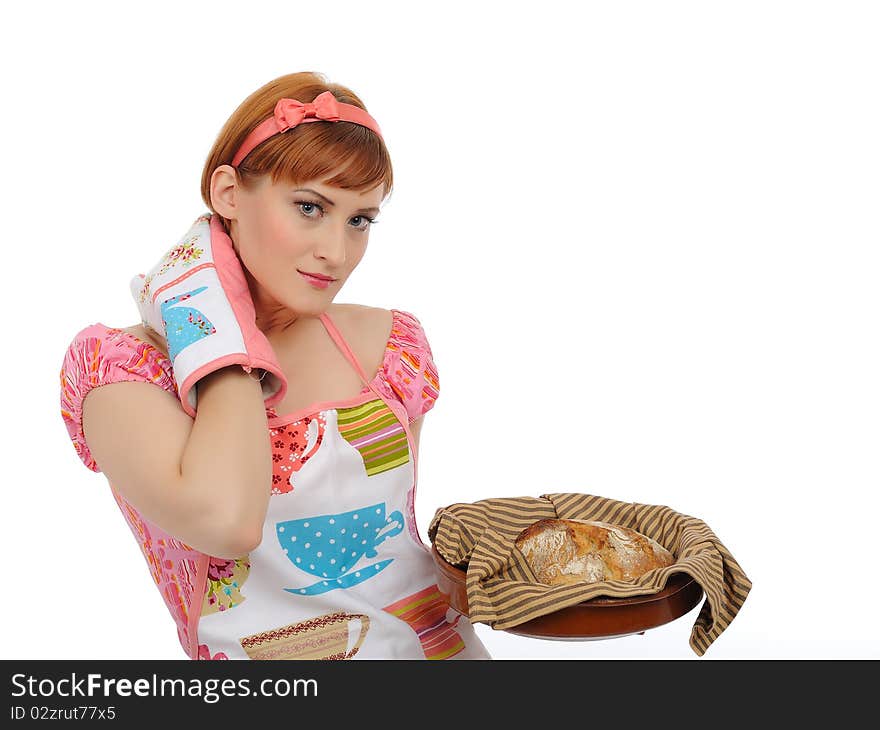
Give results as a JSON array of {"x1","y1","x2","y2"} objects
[{"x1": 59, "y1": 309, "x2": 490, "y2": 660}]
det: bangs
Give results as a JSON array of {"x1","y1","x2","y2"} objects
[
  {"x1": 243, "y1": 120, "x2": 392, "y2": 198},
  {"x1": 200, "y1": 74, "x2": 393, "y2": 213}
]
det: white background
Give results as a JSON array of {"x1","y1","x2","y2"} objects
[{"x1": 3, "y1": 0, "x2": 878, "y2": 660}]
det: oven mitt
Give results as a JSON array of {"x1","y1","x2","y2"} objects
[{"x1": 129, "y1": 212, "x2": 288, "y2": 419}]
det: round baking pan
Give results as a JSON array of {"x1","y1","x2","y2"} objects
[{"x1": 431, "y1": 543, "x2": 703, "y2": 641}]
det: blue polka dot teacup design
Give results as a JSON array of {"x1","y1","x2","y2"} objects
[
  {"x1": 277, "y1": 503, "x2": 405, "y2": 596},
  {"x1": 159, "y1": 285, "x2": 216, "y2": 362}
]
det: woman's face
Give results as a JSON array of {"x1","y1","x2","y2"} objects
[{"x1": 210, "y1": 164, "x2": 385, "y2": 335}]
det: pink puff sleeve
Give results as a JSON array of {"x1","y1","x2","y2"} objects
[
  {"x1": 377, "y1": 309, "x2": 441, "y2": 424},
  {"x1": 59, "y1": 324, "x2": 212, "y2": 660},
  {"x1": 59, "y1": 324, "x2": 177, "y2": 472}
]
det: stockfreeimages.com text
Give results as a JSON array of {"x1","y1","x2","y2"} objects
[{"x1": 10, "y1": 673, "x2": 318, "y2": 704}]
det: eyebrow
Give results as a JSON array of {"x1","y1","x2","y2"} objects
[{"x1": 292, "y1": 188, "x2": 381, "y2": 216}]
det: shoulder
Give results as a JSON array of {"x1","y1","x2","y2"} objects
[
  {"x1": 348, "y1": 305, "x2": 440, "y2": 423},
  {"x1": 329, "y1": 304, "x2": 395, "y2": 369},
  {"x1": 60, "y1": 323, "x2": 173, "y2": 378},
  {"x1": 333, "y1": 303, "x2": 393, "y2": 338},
  {"x1": 334, "y1": 304, "x2": 433, "y2": 361},
  {"x1": 59, "y1": 323, "x2": 176, "y2": 472}
]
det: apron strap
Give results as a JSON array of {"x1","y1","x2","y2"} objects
[{"x1": 319, "y1": 311, "x2": 374, "y2": 389}]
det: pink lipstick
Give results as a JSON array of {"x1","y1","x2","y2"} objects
[{"x1": 298, "y1": 270, "x2": 334, "y2": 289}]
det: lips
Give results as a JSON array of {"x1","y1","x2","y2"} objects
[{"x1": 297, "y1": 269, "x2": 336, "y2": 281}]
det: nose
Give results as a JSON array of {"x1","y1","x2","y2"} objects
[{"x1": 313, "y1": 224, "x2": 350, "y2": 267}]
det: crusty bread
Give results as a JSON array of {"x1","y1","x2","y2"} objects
[{"x1": 514, "y1": 518, "x2": 675, "y2": 586}]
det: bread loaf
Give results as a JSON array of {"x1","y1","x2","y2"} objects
[{"x1": 514, "y1": 518, "x2": 675, "y2": 586}]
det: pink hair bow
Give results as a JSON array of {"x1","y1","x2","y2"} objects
[
  {"x1": 273, "y1": 91, "x2": 341, "y2": 132},
  {"x1": 230, "y1": 89, "x2": 382, "y2": 167}
]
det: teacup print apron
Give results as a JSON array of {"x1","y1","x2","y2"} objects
[{"x1": 196, "y1": 312, "x2": 491, "y2": 660}]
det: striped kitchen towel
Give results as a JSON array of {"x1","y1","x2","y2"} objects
[{"x1": 428, "y1": 492, "x2": 752, "y2": 656}]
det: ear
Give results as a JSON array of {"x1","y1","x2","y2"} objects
[{"x1": 210, "y1": 165, "x2": 239, "y2": 222}]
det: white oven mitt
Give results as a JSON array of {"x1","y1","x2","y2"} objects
[{"x1": 129, "y1": 212, "x2": 288, "y2": 418}]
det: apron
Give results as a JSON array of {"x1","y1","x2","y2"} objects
[{"x1": 196, "y1": 311, "x2": 491, "y2": 659}]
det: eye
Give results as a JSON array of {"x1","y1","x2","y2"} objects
[
  {"x1": 295, "y1": 200, "x2": 378, "y2": 232},
  {"x1": 350, "y1": 215, "x2": 378, "y2": 231},
  {"x1": 297, "y1": 201, "x2": 322, "y2": 218}
]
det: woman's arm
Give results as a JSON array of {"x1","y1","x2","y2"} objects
[
  {"x1": 181, "y1": 365, "x2": 273, "y2": 549},
  {"x1": 81, "y1": 363, "x2": 271, "y2": 559}
]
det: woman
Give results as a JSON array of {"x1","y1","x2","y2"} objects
[{"x1": 59, "y1": 71, "x2": 491, "y2": 660}]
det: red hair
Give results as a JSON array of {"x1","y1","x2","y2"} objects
[{"x1": 200, "y1": 71, "x2": 393, "y2": 230}]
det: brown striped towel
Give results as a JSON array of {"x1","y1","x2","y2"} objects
[{"x1": 428, "y1": 492, "x2": 752, "y2": 656}]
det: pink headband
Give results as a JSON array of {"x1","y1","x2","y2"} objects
[{"x1": 231, "y1": 90, "x2": 384, "y2": 167}]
